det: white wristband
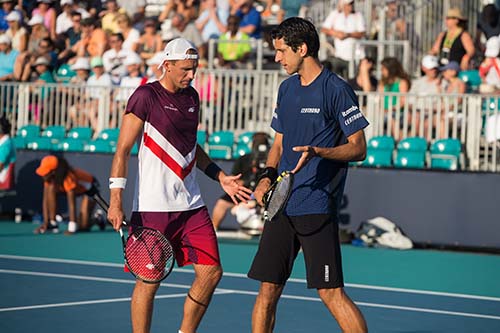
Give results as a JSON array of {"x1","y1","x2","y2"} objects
[{"x1": 109, "y1": 177, "x2": 127, "y2": 189}]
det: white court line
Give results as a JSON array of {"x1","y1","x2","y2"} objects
[
  {"x1": 1, "y1": 268, "x2": 500, "y2": 321},
  {"x1": 1, "y1": 254, "x2": 499, "y2": 302}
]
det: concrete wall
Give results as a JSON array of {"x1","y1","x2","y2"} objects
[{"x1": 4, "y1": 151, "x2": 500, "y2": 249}]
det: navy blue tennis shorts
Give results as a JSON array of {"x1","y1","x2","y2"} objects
[{"x1": 248, "y1": 213, "x2": 344, "y2": 289}]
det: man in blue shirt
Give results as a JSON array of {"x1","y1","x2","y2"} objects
[
  {"x1": 249, "y1": 17, "x2": 368, "y2": 333},
  {"x1": 232, "y1": 0, "x2": 261, "y2": 39},
  {"x1": 0, "y1": 34, "x2": 18, "y2": 81}
]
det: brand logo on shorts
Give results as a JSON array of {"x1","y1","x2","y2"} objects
[{"x1": 324, "y1": 265, "x2": 329, "y2": 282}]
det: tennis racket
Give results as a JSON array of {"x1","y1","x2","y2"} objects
[
  {"x1": 262, "y1": 171, "x2": 294, "y2": 223},
  {"x1": 92, "y1": 192, "x2": 175, "y2": 283}
]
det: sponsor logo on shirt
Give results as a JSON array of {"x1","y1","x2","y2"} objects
[
  {"x1": 300, "y1": 107, "x2": 321, "y2": 114},
  {"x1": 164, "y1": 104, "x2": 178, "y2": 111},
  {"x1": 342, "y1": 105, "x2": 364, "y2": 126},
  {"x1": 188, "y1": 107, "x2": 195, "y2": 113},
  {"x1": 342, "y1": 105, "x2": 359, "y2": 117}
]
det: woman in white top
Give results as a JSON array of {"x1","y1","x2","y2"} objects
[
  {"x1": 5, "y1": 11, "x2": 27, "y2": 52},
  {"x1": 115, "y1": 13, "x2": 140, "y2": 52}
]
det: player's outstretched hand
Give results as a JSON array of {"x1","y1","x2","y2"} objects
[
  {"x1": 220, "y1": 173, "x2": 253, "y2": 204},
  {"x1": 291, "y1": 145, "x2": 317, "y2": 174}
]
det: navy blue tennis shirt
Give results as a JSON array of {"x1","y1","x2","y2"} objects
[{"x1": 271, "y1": 68, "x2": 369, "y2": 217}]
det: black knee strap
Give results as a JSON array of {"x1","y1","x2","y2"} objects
[{"x1": 187, "y1": 292, "x2": 209, "y2": 308}]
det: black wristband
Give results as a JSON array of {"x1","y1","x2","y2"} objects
[
  {"x1": 205, "y1": 162, "x2": 222, "y2": 181},
  {"x1": 258, "y1": 167, "x2": 278, "y2": 183}
]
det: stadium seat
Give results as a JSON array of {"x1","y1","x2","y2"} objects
[
  {"x1": 236, "y1": 131, "x2": 255, "y2": 148},
  {"x1": 12, "y1": 136, "x2": 26, "y2": 149},
  {"x1": 429, "y1": 138, "x2": 462, "y2": 171},
  {"x1": 26, "y1": 137, "x2": 54, "y2": 151},
  {"x1": 360, "y1": 135, "x2": 395, "y2": 167},
  {"x1": 84, "y1": 140, "x2": 113, "y2": 153},
  {"x1": 17, "y1": 124, "x2": 40, "y2": 138},
  {"x1": 57, "y1": 138, "x2": 85, "y2": 152},
  {"x1": 97, "y1": 128, "x2": 120, "y2": 142},
  {"x1": 232, "y1": 142, "x2": 252, "y2": 159},
  {"x1": 458, "y1": 70, "x2": 481, "y2": 93},
  {"x1": 208, "y1": 130, "x2": 234, "y2": 159},
  {"x1": 394, "y1": 137, "x2": 427, "y2": 169},
  {"x1": 42, "y1": 125, "x2": 66, "y2": 139},
  {"x1": 53, "y1": 63, "x2": 76, "y2": 84},
  {"x1": 67, "y1": 126, "x2": 93, "y2": 141}
]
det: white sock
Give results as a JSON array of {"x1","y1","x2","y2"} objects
[{"x1": 67, "y1": 221, "x2": 78, "y2": 232}]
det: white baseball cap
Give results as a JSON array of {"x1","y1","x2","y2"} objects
[
  {"x1": 123, "y1": 52, "x2": 142, "y2": 66},
  {"x1": 5, "y1": 11, "x2": 21, "y2": 22},
  {"x1": 71, "y1": 57, "x2": 90, "y2": 71},
  {"x1": 28, "y1": 14, "x2": 44, "y2": 26},
  {"x1": 421, "y1": 55, "x2": 439, "y2": 69},
  {"x1": 61, "y1": 0, "x2": 73, "y2": 5},
  {"x1": 163, "y1": 38, "x2": 198, "y2": 61},
  {"x1": 485, "y1": 36, "x2": 500, "y2": 58}
]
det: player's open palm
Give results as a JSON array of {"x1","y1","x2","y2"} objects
[{"x1": 220, "y1": 173, "x2": 253, "y2": 204}]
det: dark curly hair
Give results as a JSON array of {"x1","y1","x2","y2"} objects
[{"x1": 271, "y1": 17, "x2": 320, "y2": 58}]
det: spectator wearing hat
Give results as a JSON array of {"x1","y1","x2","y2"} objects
[
  {"x1": 430, "y1": 7, "x2": 475, "y2": 71},
  {"x1": 75, "y1": 17, "x2": 107, "y2": 58},
  {"x1": 0, "y1": 0, "x2": 22, "y2": 32},
  {"x1": 26, "y1": 14, "x2": 49, "y2": 55},
  {"x1": 137, "y1": 17, "x2": 162, "y2": 63},
  {"x1": 69, "y1": 56, "x2": 90, "y2": 84},
  {"x1": 67, "y1": 57, "x2": 91, "y2": 127},
  {"x1": 479, "y1": 36, "x2": 500, "y2": 93},
  {"x1": 4, "y1": 10, "x2": 27, "y2": 52},
  {"x1": 84, "y1": 56, "x2": 112, "y2": 131},
  {"x1": 411, "y1": 55, "x2": 441, "y2": 95},
  {"x1": 34, "y1": 155, "x2": 100, "y2": 235},
  {"x1": 145, "y1": 51, "x2": 165, "y2": 81},
  {"x1": 321, "y1": 0, "x2": 366, "y2": 78},
  {"x1": 32, "y1": 0, "x2": 57, "y2": 41},
  {"x1": 0, "y1": 33, "x2": 18, "y2": 81}
]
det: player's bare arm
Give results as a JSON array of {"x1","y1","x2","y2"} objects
[
  {"x1": 108, "y1": 113, "x2": 144, "y2": 231},
  {"x1": 292, "y1": 129, "x2": 367, "y2": 174},
  {"x1": 196, "y1": 144, "x2": 253, "y2": 204}
]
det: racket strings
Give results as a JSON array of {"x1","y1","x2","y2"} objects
[
  {"x1": 125, "y1": 229, "x2": 174, "y2": 282},
  {"x1": 266, "y1": 174, "x2": 292, "y2": 219}
]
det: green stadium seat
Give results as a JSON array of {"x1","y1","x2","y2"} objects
[
  {"x1": 67, "y1": 126, "x2": 93, "y2": 141},
  {"x1": 42, "y1": 125, "x2": 66, "y2": 139},
  {"x1": 97, "y1": 128, "x2": 120, "y2": 142},
  {"x1": 458, "y1": 70, "x2": 481, "y2": 93},
  {"x1": 53, "y1": 63, "x2": 76, "y2": 84},
  {"x1": 232, "y1": 142, "x2": 252, "y2": 159},
  {"x1": 362, "y1": 149, "x2": 393, "y2": 167},
  {"x1": 26, "y1": 137, "x2": 54, "y2": 151},
  {"x1": 17, "y1": 124, "x2": 40, "y2": 138},
  {"x1": 13, "y1": 136, "x2": 26, "y2": 149},
  {"x1": 236, "y1": 131, "x2": 255, "y2": 148},
  {"x1": 394, "y1": 137, "x2": 427, "y2": 169},
  {"x1": 208, "y1": 130, "x2": 234, "y2": 160},
  {"x1": 57, "y1": 138, "x2": 85, "y2": 152},
  {"x1": 430, "y1": 138, "x2": 462, "y2": 171},
  {"x1": 367, "y1": 135, "x2": 395, "y2": 150},
  {"x1": 84, "y1": 140, "x2": 114, "y2": 153}
]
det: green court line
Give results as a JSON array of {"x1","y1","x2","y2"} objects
[{"x1": 1, "y1": 221, "x2": 500, "y2": 298}]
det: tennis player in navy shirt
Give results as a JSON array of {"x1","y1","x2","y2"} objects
[{"x1": 249, "y1": 17, "x2": 368, "y2": 333}]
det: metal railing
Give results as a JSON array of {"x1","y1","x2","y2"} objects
[{"x1": 1, "y1": 78, "x2": 499, "y2": 172}]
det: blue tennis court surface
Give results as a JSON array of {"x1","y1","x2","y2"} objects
[{"x1": 1, "y1": 222, "x2": 500, "y2": 332}]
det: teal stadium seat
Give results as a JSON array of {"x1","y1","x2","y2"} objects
[
  {"x1": 232, "y1": 142, "x2": 252, "y2": 159},
  {"x1": 458, "y1": 70, "x2": 481, "y2": 93},
  {"x1": 42, "y1": 125, "x2": 66, "y2": 139},
  {"x1": 430, "y1": 138, "x2": 462, "y2": 171},
  {"x1": 208, "y1": 130, "x2": 234, "y2": 159},
  {"x1": 17, "y1": 124, "x2": 40, "y2": 138},
  {"x1": 197, "y1": 130, "x2": 207, "y2": 149},
  {"x1": 26, "y1": 137, "x2": 54, "y2": 151},
  {"x1": 13, "y1": 136, "x2": 26, "y2": 149},
  {"x1": 394, "y1": 137, "x2": 427, "y2": 169},
  {"x1": 361, "y1": 135, "x2": 395, "y2": 167},
  {"x1": 53, "y1": 63, "x2": 76, "y2": 84},
  {"x1": 84, "y1": 140, "x2": 114, "y2": 153},
  {"x1": 236, "y1": 131, "x2": 255, "y2": 148},
  {"x1": 57, "y1": 138, "x2": 85, "y2": 152},
  {"x1": 97, "y1": 128, "x2": 120, "y2": 142},
  {"x1": 67, "y1": 126, "x2": 93, "y2": 141}
]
